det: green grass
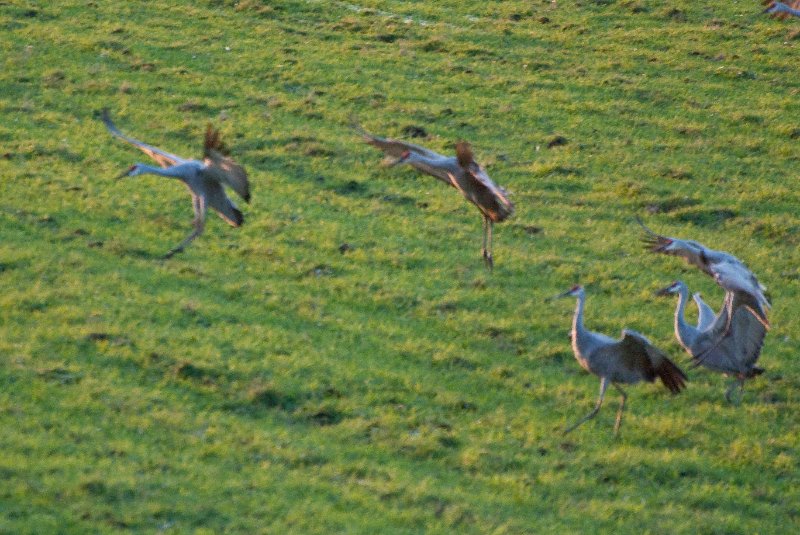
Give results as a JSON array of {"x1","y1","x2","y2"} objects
[{"x1": 1, "y1": 0, "x2": 799, "y2": 532}]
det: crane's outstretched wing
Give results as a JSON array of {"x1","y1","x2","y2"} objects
[
  {"x1": 202, "y1": 125, "x2": 251, "y2": 203},
  {"x1": 354, "y1": 122, "x2": 444, "y2": 160},
  {"x1": 711, "y1": 260, "x2": 770, "y2": 325},
  {"x1": 716, "y1": 305, "x2": 766, "y2": 372},
  {"x1": 453, "y1": 142, "x2": 515, "y2": 222},
  {"x1": 693, "y1": 290, "x2": 768, "y2": 368},
  {"x1": 609, "y1": 329, "x2": 658, "y2": 377},
  {"x1": 636, "y1": 218, "x2": 711, "y2": 273},
  {"x1": 603, "y1": 329, "x2": 687, "y2": 393},
  {"x1": 638, "y1": 218, "x2": 769, "y2": 326},
  {"x1": 763, "y1": 0, "x2": 800, "y2": 19},
  {"x1": 692, "y1": 293, "x2": 718, "y2": 332},
  {"x1": 204, "y1": 179, "x2": 244, "y2": 227},
  {"x1": 100, "y1": 109, "x2": 187, "y2": 168},
  {"x1": 693, "y1": 292, "x2": 766, "y2": 374}
]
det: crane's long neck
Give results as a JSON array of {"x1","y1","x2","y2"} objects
[
  {"x1": 571, "y1": 291, "x2": 588, "y2": 342},
  {"x1": 134, "y1": 163, "x2": 189, "y2": 181},
  {"x1": 673, "y1": 286, "x2": 697, "y2": 350},
  {"x1": 570, "y1": 290, "x2": 600, "y2": 361}
]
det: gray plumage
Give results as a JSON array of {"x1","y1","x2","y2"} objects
[
  {"x1": 657, "y1": 281, "x2": 766, "y2": 403},
  {"x1": 550, "y1": 285, "x2": 687, "y2": 436},
  {"x1": 101, "y1": 109, "x2": 250, "y2": 258},
  {"x1": 358, "y1": 125, "x2": 514, "y2": 269},
  {"x1": 638, "y1": 218, "x2": 770, "y2": 334}
]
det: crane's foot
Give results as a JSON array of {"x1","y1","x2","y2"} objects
[
  {"x1": 613, "y1": 416, "x2": 623, "y2": 437},
  {"x1": 163, "y1": 247, "x2": 184, "y2": 260},
  {"x1": 482, "y1": 250, "x2": 494, "y2": 271},
  {"x1": 724, "y1": 380, "x2": 744, "y2": 405},
  {"x1": 562, "y1": 420, "x2": 585, "y2": 436}
]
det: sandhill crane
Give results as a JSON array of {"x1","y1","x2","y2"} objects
[
  {"x1": 100, "y1": 109, "x2": 251, "y2": 258},
  {"x1": 637, "y1": 218, "x2": 770, "y2": 334},
  {"x1": 358, "y1": 126, "x2": 514, "y2": 269},
  {"x1": 656, "y1": 281, "x2": 766, "y2": 402},
  {"x1": 763, "y1": 1, "x2": 800, "y2": 19},
  {"x1": 549, "y1": 285, "x2": 687, "y2": 435}
]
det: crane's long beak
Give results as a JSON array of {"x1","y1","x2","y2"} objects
[
  {"x1": 544, "y1": 289, "x2": 573, "y2": 302},
  {"x1": 653, "y1": 283, "x2": 675, "y2": 297},
  {"x1": 114, "y1": 169, "x2": 131, "y2": 180}
]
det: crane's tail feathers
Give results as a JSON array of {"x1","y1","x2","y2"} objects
[
  {"x1": 493, "y1": 202, "x2": 515, "y2": 223},
  {"x1": 656, "y1": 358, "x2": 688, "y2": 394},
  {"x1": 230, "y1": 206, "x2": 244, "y2": 227},
  {"x1": 748, "y1": 366, "x2": 765, "y2": 378}
]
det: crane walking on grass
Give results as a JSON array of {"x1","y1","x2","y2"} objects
[
  {"x1": 100, "y1": 109, "x2": 251, "y2": 258},
  {"x1": 763, "y1": 1, "x2": 800, "y2": 19},
  {"x1": 549, "y1": 285, "x2": 687, "y2": 436},
  {"x1": 637, "y1": 218, "x2": 770, "y2": 336},
  {"x1": 656, "y1": 281, "x2": 766, "y2": 403},
  {"x1": 357, "y1": 125, "x2": 514, "y2": 269}
]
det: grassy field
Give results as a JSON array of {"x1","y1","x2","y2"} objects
[{"x1": 1, "y1": 0, "x2": 799, "y2": 532}]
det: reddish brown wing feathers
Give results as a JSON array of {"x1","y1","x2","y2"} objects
[
  {"x1": 454, "y1": 141, "x2": 514, "y2": 222},
  {"x1": 204, "y1": 124, "x2": 230, "y2": 157},
  {"x1": 101, "y1": 108, "x2": 183, "y2": 168},
  {"x1": 455, "y1": 141, "x2": 474, "y2": 168},
  {"x1": 356, "y1": 123, "x2": 445, "y2": 161},
  {"x1": 201, "y1": 124, "x2": 251, "y2": 203}
]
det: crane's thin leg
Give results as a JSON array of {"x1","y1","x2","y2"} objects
[
  {"x1": 482, "y1": 217, "x2": 494, "y2": 271},
  {"x1": 481, "y1": 216, "x2": 488, "y2": 263},
  {"x1": 563, "y1": 377, "x2": 609, "y2": 435},
  {"x1": 612, "y1": 383, "x2": 628, "y2": 436},
  {"x1": 165, "y1": 195, "x2": 206, "y2": 259},
  {"x1": 724, "y1": 378, "x2": 744, "y2": 405}
]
